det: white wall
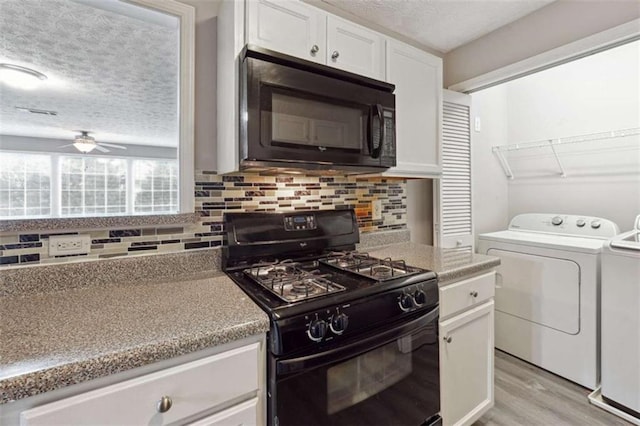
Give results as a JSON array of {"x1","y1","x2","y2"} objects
[
  {"x1": 471, "y1": 40, "x2": 640, "y2": 233},
  {"x1": 505, "y1": 40, "x2": 640, "y2": 231},
  {"x1": 407, "y1": 179, "x2": 434, "y2": 244},
  {"x1": 444, "y1": 0, "x2": 640, "y2": 88},
  {"x1": 179, "y1": 0, "x2": 220, "y2": 171},
  {"x1": 470, "y1": 85, "x2": 510, "y2": 243}
]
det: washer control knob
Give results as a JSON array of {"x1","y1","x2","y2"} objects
[
  {"x1": 330, "y1": 313, "x2": 349, "y2": 334},
  {"x1": 414, "y1": 290, "x2": 427, "y2": 306},
  {"x1": 307, "y1": 318, "x2": 327, "y2": 342},
  {"x1": 399, "y1": 294, "x2": 414, "y2": 312},
  {"x1": 552, "y1": 216, "x2": 563, "y2": 226},
  {"x1": 591, "y1": 220, "x2": 601, "y2": 229},
  {"x1": 576, "y1": 219, "x2": 586, "y2": 227}
]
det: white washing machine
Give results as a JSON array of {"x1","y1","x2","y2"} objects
[
  {"x1": 589, "y1": 214, "x2": 640, "y2": 424},
  {"x1": 477, "y1": 213, "x2": 619, "y2": 389}
]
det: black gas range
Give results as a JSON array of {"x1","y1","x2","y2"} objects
[{"x1": 223, "y1": 209, "x2": 441, "y2": 426}]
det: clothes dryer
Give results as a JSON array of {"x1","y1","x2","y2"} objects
[{"x1": 477, "y1": 213, "x2": 619, "y2": 389}]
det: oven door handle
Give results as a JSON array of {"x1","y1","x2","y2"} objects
[{"x1": 277, "y1": 306, "x2": 439, "y2": 376}]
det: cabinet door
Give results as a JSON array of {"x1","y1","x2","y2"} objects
[
  {"x1": 384, "y1": 40, "x2": 442, "y2": 177},
  {"x1": 188, "y1": 397, "x2": 258, "y2": 426},
  {"x1": 247, "y1": 0, "x2": 325, "y2": 64},
  {"x1": 440, "y1": 301, "x2": 494, "y2": 426},
  {"x1": 20, "y1": 343, "x2": 260, "y2": 426},
  {"x1": 435, "y1": 90, "x2": 473, "y2": 249},
  {"x1": 326, "y1": 15, "x2": 385, "y2": 80}
]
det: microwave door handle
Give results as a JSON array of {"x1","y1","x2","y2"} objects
[{"x1": 370, "y1": 104, "x2": 384, "y2": 159}]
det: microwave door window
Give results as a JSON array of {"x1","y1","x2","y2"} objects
[{"x1": 266, "y1": 91, "x2": 366, "y2": 152}]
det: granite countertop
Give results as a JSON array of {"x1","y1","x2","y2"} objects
[
  {"x1": 0, "y1": 272, "x2": 270, "y2": 404},
  {"x1": 367, "y1": 242, "x2": 500, "y2": 284}
]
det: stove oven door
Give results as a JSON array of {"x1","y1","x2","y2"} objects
[{"x1": 270, "y1": 307, "x2": 440, "y2": 426}]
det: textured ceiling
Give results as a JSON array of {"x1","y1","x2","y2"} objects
[
  {"x1": 321, "y1": 0, "x2": 557, "y2": 53},
  {"x1": 0, "y1": 0, "x2": 179, "y2": 148}
]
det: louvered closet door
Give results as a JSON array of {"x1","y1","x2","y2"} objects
[{"x1": 435, "y1": 90, "x2": 473, "y2": 250}]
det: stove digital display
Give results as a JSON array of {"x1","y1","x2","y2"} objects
[{"x1": 284, "y1": 214, "x2": 317, "y2": 231}]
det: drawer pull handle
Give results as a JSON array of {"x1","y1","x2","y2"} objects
[
  {"x1": 470, "y1": 291, "x2": 478, "y2": 298},
  {"x1": 157, "y1": 396, "x2": 173, "y2": 413},
  {"x1": 443, "y1": 336, "x2": 452, "y2": 343},
  {"x1": 331, "y1": 50, "x2": 340, "y2": 60},
  {"x1": 310, "y1": 44, "x2": 319, "y2": 55}
]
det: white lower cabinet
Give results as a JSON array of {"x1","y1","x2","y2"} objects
[
  {"x1": 439, "y1": 272, "x2": 495, "y2": 426},
  {"x1": 18, "y1": 338, "x2": 264, "y2": 426},
  {"x1": 189, "y1": 397, "x2": 258, "y2": 426}
]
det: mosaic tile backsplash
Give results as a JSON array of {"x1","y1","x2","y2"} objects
[{"x1": 0, "y1": 172, "x2": 406, "y2": 267}]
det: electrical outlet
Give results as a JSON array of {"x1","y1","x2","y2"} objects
[
  {"x1": 49, "y1": 234, "x2": 91, "y2": 256},
  {"x1": 372, "y1": 199, "x2": 382, "y2": 221}
]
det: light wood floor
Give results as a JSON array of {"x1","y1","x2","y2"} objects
[{"x1": 474, "y1": 350, "x2": 633, "y2": 426}]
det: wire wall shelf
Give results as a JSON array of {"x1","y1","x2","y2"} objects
[{"x1": 492, "y1": 127, "x2": 640, "y2": 179}]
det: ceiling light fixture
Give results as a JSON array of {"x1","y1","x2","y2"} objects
[
  {"x1": 0, "y1": 63, "x2": 47, "y2": 90},
  {"x1": 73, "y1": 131, "x2": 97, "y2": 153}
]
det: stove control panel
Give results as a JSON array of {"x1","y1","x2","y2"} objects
[
  {"x1": 329, "y1": 310, "x2": 349, "y2": 335},
  {"x1": 274, "y1": 280, "x2": 439, "y2": 354},
  {"x1": 399, "y1": 284, "x2": 428, "y2": 312},
  {"x1": 306, "y1": 309, "x2": 350, "y2": 341},
  {"x1": 307, "y1": 314, "x2": 328, "y2": 342},
  {"x1": 284, "y1": 214, "x2": 317, "y2": 231}
]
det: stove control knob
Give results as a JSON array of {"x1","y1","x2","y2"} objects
[
  {"x1": 576, "y1": 219, "x2": 586, "y2": 227},
  {"x1": 330, "y1": 313, "x2": 349, "y2": 334},
  {"x1": 591, "y1": 220, "x2": 601, "y2": 229},
  {"x1": 308, "y1": 319, "x2": 328, "y2": 342},
  {"x1": 552, "y1": 216, "x2": 563, "y2": 226},
  {"x1": 399, "y1": 294, "x2": 414, "y2": 312},
  {"x1": 414, "y1": 290, "x2": 427, "y2": 306}
]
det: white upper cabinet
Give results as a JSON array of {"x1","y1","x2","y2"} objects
[
  {"x1": 247, "y1": 0, "x2": 326, "y2": 64},
  {"x1": 246, "y1": 0, "x2": 385, "y2": 80},
  {"x1": 326, "y1": 15, "x2": 385, "y2": 80},
  {"x1": 384, "y1": 40, "x2": 442, "y2": 178}
]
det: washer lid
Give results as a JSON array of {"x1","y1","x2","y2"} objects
[
  {"x1": 609, "y1": 231, "x2": 640, "y2": 251},
  {"x1": 478, "y1": 230, "x2": 607, "y2": 254}
]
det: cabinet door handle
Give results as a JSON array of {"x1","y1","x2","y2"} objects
[
  {"x1": 443, "y1": 336, "x2": 452, "y2": 343},
  {"x1": 331, "y1": 50, "x2": 340, "y2": 60},
  {"x1": 470, "y1": 291, "x2": 478, "y2": 298},
  {"x1": 157, "y1": 396, "x2": 173, "y2": 413},
  {"x1": 310, "y1": 44, "x2": 319, "y2": 55}
]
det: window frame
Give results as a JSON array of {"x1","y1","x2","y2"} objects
[{"x1": 0, "y1": 150, "x2": 179, "y2": 220}]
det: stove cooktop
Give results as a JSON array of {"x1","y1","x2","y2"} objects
[{"x1": 243, "y1": 261, "x2": 346, "y2": 303}]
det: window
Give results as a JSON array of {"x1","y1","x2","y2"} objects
[
  {"x1": 133, "y1": 160, "x2": 178, "y2": 213},
  {"x1": 0, "y1": 152, "x2": 178, "y2": 219},
  {"x1": 0, "y1": 152, "x2": 51, "y2": 218},
  {"x1": 60, "y1": 157, "x2": 127, "y2": 216}
]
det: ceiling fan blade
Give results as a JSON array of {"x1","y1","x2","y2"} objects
[
  {"x1": 98, "y1": 142, "x2": 127, "y2": 149},
  {"x1": 94, "y1": 145, "x2": 110, "y2": 153},
  {"x1": 58, "y1": 144, "x2": 74, "y2": 148}
]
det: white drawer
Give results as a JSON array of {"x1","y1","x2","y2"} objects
[
  {"x1": 440, "y1": 272, "x2": 495, "y2": 319},
  {"x1": 21, "y1": 342, "x2": 260, "y2": 426},
  {"x1": 189, "y1": 397, "x2": 258, "y2": 426}
]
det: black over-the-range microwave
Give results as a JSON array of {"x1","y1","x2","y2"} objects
[{"x1": 240, "y1": 45, "x2": 396, "y2": 173}]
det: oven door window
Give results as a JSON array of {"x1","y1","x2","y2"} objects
[
  {"x1": 261, "y1": 88, "x2": 370, "y2": 154},
  {"x1": 273, "y1": 319, "x2": 439, "y2": 426}
]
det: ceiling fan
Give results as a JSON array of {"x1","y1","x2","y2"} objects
[{"x1": 59, "y1": 131, "x2": 127, "y2": 153}]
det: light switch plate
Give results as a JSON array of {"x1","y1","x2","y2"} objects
[{"x1": 372, "y1": 199, "x2": 382, "y2": 221}]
